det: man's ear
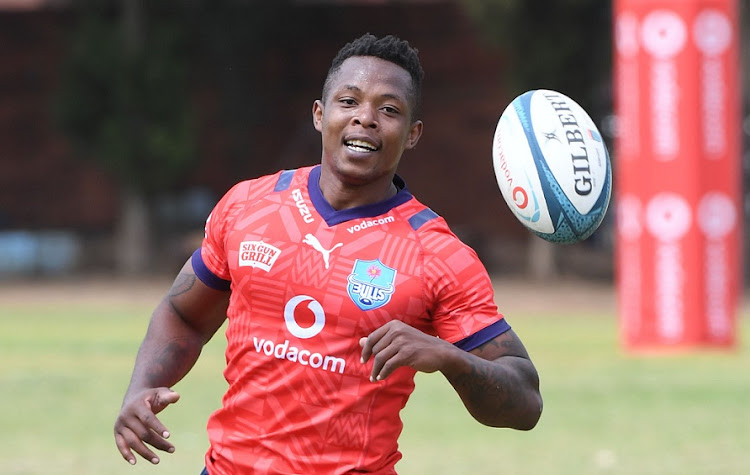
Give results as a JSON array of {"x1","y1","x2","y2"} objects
[
  {"x1": 312, "y1": 100, "x2": 324, "y2": 132},
  {"x1": 405, "y1": 120, "x2": 423, "y2": 150}
]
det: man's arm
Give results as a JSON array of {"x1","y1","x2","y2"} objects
[
  {"x1": 443, "y1": 329, "x2": 542, "y2": 429},
  {"x1": 360, "y1": 322, "x2": 542, "y2": 430},
  {"x1": 113, "y1": 258, "x2": 230, "y2": 465}
]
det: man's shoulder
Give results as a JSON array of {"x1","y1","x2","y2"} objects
[
  {"x1": 395, "y1": 196, "x2": 483, "y2": 263},
  {"x1": 225, "y1": 166, "x2": 315, "y2": 201},
  {"x1": 396, "y1": 197, "x2": 448, "y2": 235},
  {"x1": 244, "y1": 165, "x2": 314, "y2": 188}
]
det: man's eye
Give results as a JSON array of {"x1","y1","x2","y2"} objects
[
  {"x1": 340, "y1": 98, "x2": 356, "y2": 105},
  {"x1": 383, "y1": 106, "x2": 399, "y2": 114}
]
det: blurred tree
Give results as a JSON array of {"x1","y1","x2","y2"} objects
[
  {"x1": 461, "y1": 0, "x2": 613, "y2": 279},
  {"x1": 55, "y1": 0, "x2": 289, "y2": 274},
  {"x1": 55, "y1": 0, "x2": 195, "y2": 274}
]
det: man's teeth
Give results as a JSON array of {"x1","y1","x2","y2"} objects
[{"x1": 346, "y1": 139, "x2": 377, "y2": 152}]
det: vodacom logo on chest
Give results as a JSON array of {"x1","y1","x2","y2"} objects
[
  {"x1": 251, "y1": 295, "x2": 346, "y2": 374},
  {"x1": 284, "y1": 295, "x2": 325, "y2": 338}
]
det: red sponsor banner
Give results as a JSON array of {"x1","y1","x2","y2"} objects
[{"x1": 614, "y1": 0, "x2": 741, "y2": 350}]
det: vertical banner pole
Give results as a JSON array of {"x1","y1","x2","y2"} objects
[{"x1": 614, "y1": 0, "x2": 742, "y2": 351}]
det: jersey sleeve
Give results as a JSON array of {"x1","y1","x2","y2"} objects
[
  {"x1": 195, "y1": 171, "x2": 290, "y2": 290},
  {"x1": 194, "y1": 180, "x2": 254, "y2": 290},
  {"x1": 421, "y1": 221, "x2": 510, "y2": 351}
]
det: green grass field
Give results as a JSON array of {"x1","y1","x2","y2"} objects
[{"x1": 1, "y1": 279, "x2": 748, "y2": 474}]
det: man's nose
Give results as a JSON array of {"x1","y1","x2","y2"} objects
[{"x1": 353, "y1": 105, "x2": 378, "y2": 128}]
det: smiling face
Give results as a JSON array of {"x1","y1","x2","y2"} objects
[{"x1": 313, "y1": 56, "x2": 423, "y2": 197}]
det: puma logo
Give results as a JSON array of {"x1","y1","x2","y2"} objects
[{"x1": 302, "y1": 234, "x2": 342, "y2": 269}]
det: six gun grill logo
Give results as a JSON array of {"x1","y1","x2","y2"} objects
[
  {"x1": 347, "y1": 259, "x2": 396, "y2": 311},
  {"x1": 238, "y1": 240, "x2": 282, "y2": 272}
]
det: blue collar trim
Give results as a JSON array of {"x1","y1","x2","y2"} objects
[{"x1": 308, "y1": 165, "x2": 412, "y2": 227}]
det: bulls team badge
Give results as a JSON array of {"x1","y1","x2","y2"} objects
[{"x1": 347, "y1": 259, "x2": 396, "y2": 311}]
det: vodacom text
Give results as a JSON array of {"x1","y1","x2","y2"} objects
[{"x1": 251, "y1": 337, "x2": 346, "y2": 374}]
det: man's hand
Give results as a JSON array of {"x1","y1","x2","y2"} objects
[
  {"x1": 359, "y1": 320, "x2": 458, "y2": 382},
  {"x1": 114, "y1": 388, "x2": 181, "y2": 465}
]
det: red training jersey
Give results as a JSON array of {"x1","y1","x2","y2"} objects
[{"x1": 195, "y1": 165, "x2": 510, "y2": 474}]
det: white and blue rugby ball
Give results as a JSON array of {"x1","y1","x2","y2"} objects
[{"x1": 492, "y1": 89, "x2": 611, "y2": 244}]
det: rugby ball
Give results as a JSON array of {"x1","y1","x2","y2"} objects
[{"x1": 492, "y1": 89, "x2": 611, "y2": 244}]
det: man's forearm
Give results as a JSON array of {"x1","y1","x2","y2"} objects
[
  {"x1": 124, "y1": 297, "x2": 205, "y2": 398},
  {"x1": 441, "y1": 349, "x2": 542, "y2": 430}
]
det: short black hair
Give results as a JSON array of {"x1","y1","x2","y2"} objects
[{"x1": 322, "y1": 33, "x2": 424, "y2": 120}]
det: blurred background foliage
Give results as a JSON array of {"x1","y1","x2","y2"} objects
[
  {"x1": 49, "y1": 0, "x2": 614, "y2": 274},
  {"x1": 0, "y1": 0, "x2": 745, "y2": 279},
  {"x1": 463, "y1": 0, "x2": 613, "y2": 120},
  {"x1": 52, "y1": 1, "x2": 293, "y2": 272},
  {"x1": 56, "y1": 0, "x2": 613, "y2": 197},
  {"x1": 55, "y1": 1, "x2": 195, "y2": 196}
]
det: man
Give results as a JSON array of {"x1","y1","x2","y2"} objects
[{"x1": 114, "y1": 33, "x2": 542, "y2": 474}]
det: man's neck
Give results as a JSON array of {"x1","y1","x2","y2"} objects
[{"x1": 318, "y1": 171, "x2": 398, "y2": 211}]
